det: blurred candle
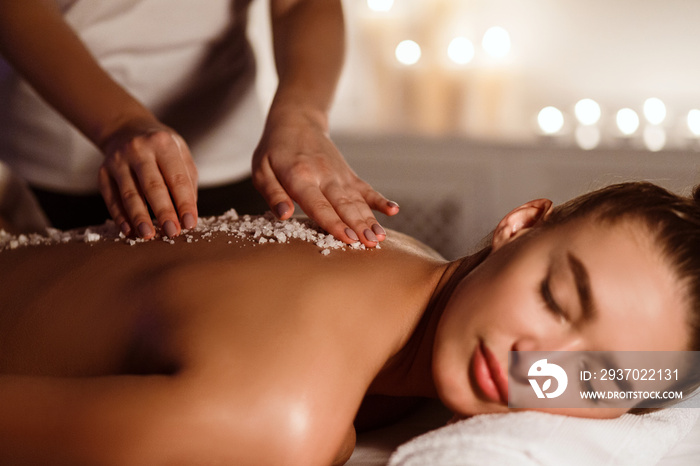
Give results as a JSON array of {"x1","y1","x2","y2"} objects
[
  {"x1": 643, "y1": 125, "x2": 666, "y2": 151},
  {"x1": 616, "y1": 108, "x2": 640, "y2": 136},
  {"x1": 482, "y1": 26, "x2": 511, "y2": 59},
  {"x1": 688, "y1": 109, "x2": 700, "y2": 136},
  {"x1": 575, "y1": 125, "x2": 601, "y2": 150},
  {"x1": 643, "y1": 97, "x2": 666, "y2": 125},
  {"x1": 395, "y1": 39, "x2": 421, "y2": 65},
  {"x1": 447, "y1": 37, "x2": 474, "y2": 65},
  {"x1": 538, "y1": 106, "x2": 564, "y2": 134},
  {"x1": 574, "y1": 98, "x2": 601, "y2": 126}
]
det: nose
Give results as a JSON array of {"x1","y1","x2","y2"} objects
[{"x1": 508, "y1": 351, "x2": 530, "y2": 385}]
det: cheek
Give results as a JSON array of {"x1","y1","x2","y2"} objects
[{"x1": 458, "y1": 275, "x2": 541, "y2": 337}]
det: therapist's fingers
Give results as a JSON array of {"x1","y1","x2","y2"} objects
[
  {"x1": 325, "y1": 184, "x2": 382, "y2": 246},
  {"x1": 254, "y1": 156, "x2": 399, "y2": 246},
  {"x1": 146, "y1": 132, "x2": 199, "y2": 233},
  {"x1": 317, "y1": 179, "x2": 395, "y2": 246},
  {"x1": 106, "y1": 159, "x2": 157, "y2": 239},
  {"x1": 252, "y1": 156, "x2": 296, "y2": 220},
  {"x1": 101, "y1": 128, "x2": 199, "y2": 238},
  {"x1": 293, "y1": 182, "x2": 370, "y2": 245},
  {"x1": 98, "y1": 165, "x2": 130, "y2": 236},
  {"x1": 361, "y1": 185, "x2": 401, "y2": 218},
  {"x1": 284, "y1": 173, "x2": 384, "y2": 247},
  {"x1": 133, "y1": 157, "x2": 181, "y2": 237},
  {"x1": 253, "y1": 154, "x2": 366, "y2": 244}
]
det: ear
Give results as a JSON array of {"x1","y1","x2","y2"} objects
[{"x1": 491, "y1": 198, "x2": 553, "y2": 251}]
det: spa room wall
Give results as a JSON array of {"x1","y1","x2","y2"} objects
[{"x1": 249, "y1": 0, "x2": 700, "y2": 259}]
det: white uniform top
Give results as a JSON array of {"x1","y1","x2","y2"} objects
[{"x1": 0, "y1": 0, "x2": 263, "y2": 193}]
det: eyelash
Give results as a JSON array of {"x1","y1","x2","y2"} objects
[{"x1": 539, "y1": 276, "x2": 568, "y2": 322}]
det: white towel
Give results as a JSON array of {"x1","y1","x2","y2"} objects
[{"x1": 388, "y1": 408, "x2": 700, "y2": 466}]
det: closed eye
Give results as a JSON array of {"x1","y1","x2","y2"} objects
[{"x1": 539, "y1": 273, "x2": 568, "y2": 322}]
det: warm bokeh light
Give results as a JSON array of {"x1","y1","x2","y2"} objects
[
  {"x1": 482, "y1": 26, "x2": 511, "y2": 58},
  {"x1": 643, "y1": 97, "x2": 666, "y2": 125},
  {"x1": 643, "y1": 125, "x2": 666, "y2": 151},
  {"x1": 616, "y1": 108, "x2": 640, "y2": 135},
  {"x1": 366, "y1": 0, "x2": 394, "y2": 12},
  {"x1": 537, "y1": 106, "x2": 564, "y2": 134},
  {"x1": 688, "y1": 109, "x2": 700, "y2": 136},
  {"x1": 574, "y1": 98, "x2": 601, "y2": 126},
  {"x1": 447, "y1": 37, "x2": 475, "y2": 65},
  {"x1": 395, "y1": 40, "x2": 421, "y2": 65},
  {"x1": 575, "y1": 125, "x2": 601, "y2": 150}
]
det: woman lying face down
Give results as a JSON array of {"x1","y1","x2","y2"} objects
[{"x1": 0, "y1": 181, "x2": 698, "y2": 465}]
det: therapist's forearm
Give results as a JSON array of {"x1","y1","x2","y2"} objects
[
  {"x1": 0, "y1": 0, "x2": 156, "y2": 149},
  {"x1": 268, "y1": 0, "x2": 345, "y2": 129}
]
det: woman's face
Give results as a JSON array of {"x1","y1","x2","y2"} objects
[{"x1": 432, "y1": 216, "x2": 689, "y2": 419}]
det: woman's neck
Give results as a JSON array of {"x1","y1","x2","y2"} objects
[{"x1": 368, "y1": 248, "x2": 491, "y2": 398}]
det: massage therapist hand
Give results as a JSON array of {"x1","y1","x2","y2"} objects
[
  {"x1": 252, "y1": 106, "x2": 400, "y2": 248},
  {"x1": 255, "y1": 0, "x2": 399, "y2": 249},
  {"x1": 0, "y1": 1, "x2": 200, "y2": 239},
  {"x1": 98, "y1": 120, "x2": 199, "y2": 240}
]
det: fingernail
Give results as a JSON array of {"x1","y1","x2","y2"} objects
[
  {"x1": 275, "y1": 202, "x2": 290, "y2": 219},
  {"x1": 345, "y1": 228, "x2": 359, "y2": 242},
  {"x1": 387, "y1": 200, "x2": 400, "y2": 209},
  {"x1": 163, "y1": 220, "x2": 178, "y2": 238},
  {"x1": 371, "y1": 224, "x2": 386, "y2": 237},
  {"x1": 364, "y1": 228, "x2": 378, "y2": 243},
  {"x1": 182, "y1": 213, "x2": 196, "y2": 230},
  {"x1": 120, "y1": 222, "x2": 131, "y2": 236},
  {"x1": 138, "y1": 222, "x2": 153, "y2": 238}
]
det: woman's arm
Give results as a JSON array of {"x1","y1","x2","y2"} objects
[
  {"x1": 0, "y1": 0, "x2": 198, "y2": 238},
  {"x1": 252, "y1": 0, "x2": 399, "y2": 248}
]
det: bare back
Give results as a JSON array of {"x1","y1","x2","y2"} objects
[{"x1": 0, "y1": 222, "x2": 446, "y2": 464}]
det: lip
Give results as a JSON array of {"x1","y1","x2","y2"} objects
[{"x1": 472, "y1": 342, "x2": 509, "y2": 404}]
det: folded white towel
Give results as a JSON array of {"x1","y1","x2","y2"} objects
[{"x1": 389, "y1": 408, "x2": 699, "y2": 466}]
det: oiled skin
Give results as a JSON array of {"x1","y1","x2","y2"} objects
[{"x1": 0, "y1": 229, "x2": 447, "y2": 465}]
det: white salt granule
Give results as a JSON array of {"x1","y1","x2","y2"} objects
[
  {"x1": 0, "y1": 210, "x2": 378, "y2": 255},
  {"x1": 83, "y1": 230, "x2": 102, "y2": 243}
]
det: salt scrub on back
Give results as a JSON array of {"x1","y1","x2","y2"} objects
[{"x1": 0, "y1": 210, "x2": 378, "y2": 255}]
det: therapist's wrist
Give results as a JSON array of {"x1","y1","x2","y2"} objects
[
  {"x1": 268, "y1": 83, "x2": 333, "y2": 127},
  {"x1": 96, "y1": 113, "x2": 171, "y2": 156},
  {"x1": 93, "y1": 102, "x2": 162, "y2": 151},
  {"x1": 267, "y1": 101, "x2": 330, "y2": 135}
]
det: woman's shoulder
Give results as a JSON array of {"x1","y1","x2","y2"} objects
[{"x1": 381, "y1": 228, "x2": 445, "y2": 261}]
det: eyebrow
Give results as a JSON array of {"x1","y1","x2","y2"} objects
[{"x1": 567, "y1": 252, "x2": 597, "y2": 323}]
